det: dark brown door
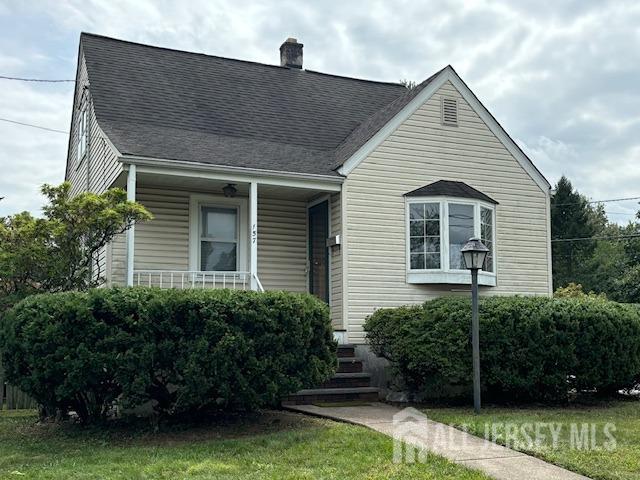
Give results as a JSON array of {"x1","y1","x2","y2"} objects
[{"x1": 308, "y1": 201, "x2": 329, "y2": 303}]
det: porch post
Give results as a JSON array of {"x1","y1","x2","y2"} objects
[
  {"x1": 249, "y1": 181, "x2": 258, "y2": 290},
  {"x1": 125, "y1": 164, "x2": 136, "y2": 286}
]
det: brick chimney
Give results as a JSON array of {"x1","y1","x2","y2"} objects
[{"x1": 280, "y1": 37, "x2": 303, "y2": 69}]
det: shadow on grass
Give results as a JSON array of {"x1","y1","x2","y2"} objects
[{"x1": 0, "y1": 409, "x2": 330, "y2": 448}]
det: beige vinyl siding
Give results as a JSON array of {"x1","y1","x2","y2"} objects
[
  {"x1": 66, "y1": 53, "x2": 90, "y2": 196},
  {"x1": 91, "y1": 245, "x2": 108, "y2": 284},
  {"x1": 111, "y1": 232, "x2": 126, "y2": 286},
  {"x1": 112, "y1": 188, "x2": 196, "y2": 285},
  {"x1": 111, "y1": 187, "x2": 308, "y2": 293},
  {"x1": 66, "y1": 51, "x2": 123, "y2": 286},
  {"x1": 66, "y1": 51, "x2": 122, "y2": 197},
  {"x1": 345, "y1": 80, "x2": 551, "y2": 343},
  {"x1": 87, "y1": 123, "x2": 121, "y2": 194},
  {"x1": 329, "y1": 192, "x2": 343, "y2": 327},
  {"x1": 257, "y1": 197, "x2": 307, "y2": 292}
]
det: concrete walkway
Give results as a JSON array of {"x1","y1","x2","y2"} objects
[{"x1": 285, "y1": 403, "x2": 590, "y2": 480}]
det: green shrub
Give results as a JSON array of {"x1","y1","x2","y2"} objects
[
  {"x1": 365, "y1": 296, "x2": 640, "y2": 403},
  {"x1": 0, "y1": 288, "x2": 336, "y2": 422},
  {"x1": 554, "y1": 282, "x2": 607, "y2": 299}
]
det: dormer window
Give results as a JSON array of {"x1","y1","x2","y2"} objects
[
  {"x1": 77, "y1": 103, "x2": 87, "y2": 162},
  {"x1": 405, "y1": 180, "x2": 497, "y2": 286}
]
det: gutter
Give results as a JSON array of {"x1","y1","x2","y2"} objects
[{"x1": 118, "y1": 154, "x2": 345, "y2": 184}]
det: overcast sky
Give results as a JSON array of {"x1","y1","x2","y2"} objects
[{"x1": 0, "y1": 0, "x2": 639, "y2": 221}]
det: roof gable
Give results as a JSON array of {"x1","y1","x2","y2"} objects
[
  {"x1": 336, "y1": 66, "x2": 550, "y2": 193},
  {"x1": 405, "y1": 180, "x2": 498, "y2": 204}
]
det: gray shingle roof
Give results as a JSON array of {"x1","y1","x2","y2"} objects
[
  {"x1": 404, "y1": 180, "x2": 498, "y2": 204},
  {"x1": 80, "y1": 33, "x2": 412, "y2": 176},
  {"x1": 333, "y1": 68, "x2": 443, "y2": 169}
]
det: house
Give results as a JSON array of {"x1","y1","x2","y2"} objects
[{"x1": 65, "y1": 33, "x2": 552, "y2": 348}]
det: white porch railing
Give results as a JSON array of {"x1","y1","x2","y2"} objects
[{"x1": 133, "y1": 270, "x2": 264, "y2": 292}]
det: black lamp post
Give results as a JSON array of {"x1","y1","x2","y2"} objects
[{"x1": 461, "y1": 237, "x2": 489, "y2": 414}]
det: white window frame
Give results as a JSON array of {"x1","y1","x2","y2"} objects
[
  {"x1": 405, "y1": 196, "x2": 497, "y2": 286},
  {"x1": 76, "y1": 102, "x2": 88, "y2": 164},
  {"x1": 189, "y1": 194, "x2": 248, "y2": 272}
]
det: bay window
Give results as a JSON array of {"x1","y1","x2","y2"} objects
[{"x1": 406, "y1": 197, "x2": 496, "y2": 286}]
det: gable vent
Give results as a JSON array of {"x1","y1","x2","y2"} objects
[{"x1": 441, "y1": 97, "x2": 458, "y2": 126}]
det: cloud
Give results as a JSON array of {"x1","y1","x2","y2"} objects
[
  {"x1": 0, "y1": 0, "x2": 639, "y2": 221},
  {"x1": 0, "y1": 78, "x2": 71, "y2": 215}
]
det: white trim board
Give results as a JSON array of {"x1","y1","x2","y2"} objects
[
  {"x1": 340, "y1": 181, "x2": 350, "y2": 335},
  {"x1": 337, "y1": 66, "x2": 551, "y2": 195},
  {"x1": 121, "y1": 155, "x2": 343, "y2": 191}
]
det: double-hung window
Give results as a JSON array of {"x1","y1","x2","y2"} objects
[
  {"x1": 77, "y1": 103, "x2": 88, "y2": 162},
  {"x1": 200, "y1": 206, "x2": 239, "y2": 271},
  {"x1": 406, "y1": 197, "x2": 496, "y2": 286},
  {"x1": 189, "y1": 195, "x2": 247, "y2": 273}
]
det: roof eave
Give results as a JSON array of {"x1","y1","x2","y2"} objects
[{"x1": 119, "y1": 154, "x2": 345, "y2": 186}]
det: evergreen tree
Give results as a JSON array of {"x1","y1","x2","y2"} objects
[{"x1": 550, "y1": 176, "x2": 606, "y2": 290}]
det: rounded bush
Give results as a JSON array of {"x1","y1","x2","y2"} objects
[
  {"x1": 0, "y1": 287, "x2": 336, "y2": 422},
  {"x1": 365, "y1": 296, "x2": 640, "y2": 403}
]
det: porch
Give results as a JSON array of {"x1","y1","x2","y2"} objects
[{"x1": 111, "y1": 161, "x2": 343, "y2": 325}]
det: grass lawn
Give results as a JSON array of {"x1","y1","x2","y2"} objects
[
  {"x1": 0, "y1": 409, "x2": 490, "y2": 480},
  {"x1": 424, "y1": 399, "x2": 640, "y2": 480}
]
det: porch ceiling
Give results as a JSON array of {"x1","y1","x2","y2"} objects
[{"x1": 125, "y1": 171, "x2": 335, "y2": 201}]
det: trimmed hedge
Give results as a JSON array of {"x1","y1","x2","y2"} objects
[
  {"x1": 0, "y1": 288, "x2": 336, "y2": 422},
  {"x1": 365, "y1": 296, "x2": 640, "y2": 403}
]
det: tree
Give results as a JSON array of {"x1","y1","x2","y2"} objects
[
  {"x1": 550, "y1": 176, "x2": 607, "y2": 291},
  {"x1": 614, "y1": 265, "x2": 640, "y2": 304},
  {"x1": 0, "y1": 182, "x2": 151, "y2": 297},
  {"x1": 399, "y1": 79, "x2": 416, "y2": 90}
]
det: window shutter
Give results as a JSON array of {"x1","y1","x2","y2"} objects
[{"x1": 441, "y1": 98, "x2": 458, "y2": 126}]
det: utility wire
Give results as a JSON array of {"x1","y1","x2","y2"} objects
[
  {"x1": 552, "y1": 196, "x2": 640, "y2": 207},
  {"x1": 0, "y1": 75, "x2": 74, "y2": 83},
  {"x1": 0, "y1": 117, "x2": 68, "y2": 135},
  {"x1": 551, "y1": 233, "x2": 640, "y2": 243}
]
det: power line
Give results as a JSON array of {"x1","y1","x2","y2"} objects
[
  {"x1": 552, "y1": 233, "x2": 640, "y2": 243},
  {"x1": 0, "y1": 117, "x2": 68, "y2": 135},
  {"x1": 0, "y1": 75, "x2": 74, "y2": 83},
  {"x1": 552, "y1": 196, "x2": 640, "y2": 207}
]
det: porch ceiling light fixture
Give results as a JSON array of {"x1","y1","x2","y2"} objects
[
  {"x1": 222, "y1": 183, "x2": 237, "y2": 198},
  {"x1": 461, "y1": 237, "x2": 489, "y2": 415}
]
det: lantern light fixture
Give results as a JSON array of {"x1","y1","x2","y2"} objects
[
  {"x1": 460, "y1": 237, "x2": 489, "y2": 414},
  {"x1": 222, "y1": 183, "x2": 237, "y2": 198}
]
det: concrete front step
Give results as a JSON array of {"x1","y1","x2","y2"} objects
[
  {"x1": 321, "y1": 372, "x2": 371, "y2": 389},
  {"x1": 337, "y1": 357, "x2": 363, "y2": 373},
  {"x1": 336, "y1": 344, "x2": 356, "y2": 358},
  {"x1": 285, "y1": 387, "x2": 379, "y2": 405}
]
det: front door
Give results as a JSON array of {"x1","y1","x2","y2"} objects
[{"x1": 308, "y1": 200, "x2": 329, "y2": 303}]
